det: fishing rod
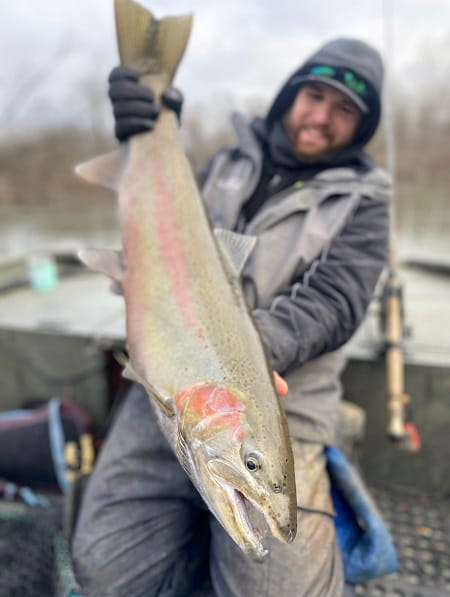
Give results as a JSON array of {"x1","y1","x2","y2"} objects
[{"x1": 381, "y1": 0, "x2": 420, "y2": 452}]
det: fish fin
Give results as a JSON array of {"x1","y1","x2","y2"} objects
[
  {"x1": 175, "y1": 430, "x2": 194, "y2": 476},
  {"x1": 113, "y1": 351, "x2": 175, "y2": 418},
  {"x1": 75, "y1": 147, "x2": 127, "y2": 191},
  {"x1": 114, "y1": 0, "x2": 192, "y2": 84},
  {"x1": 214, "y1": 229, "x2": 257, "y2": 276},
  {"x1": 78, "y1": 249, "x2": 124, "y2": 285},
  {"x1": 109, "y1": 280, "x2": 124, "y2": 295}
]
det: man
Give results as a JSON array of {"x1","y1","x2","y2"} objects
[{"x1": 72, "y1": 37, "x2": 391, "y2": 596}]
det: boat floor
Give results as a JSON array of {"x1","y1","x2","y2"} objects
[
  {"x1": 3, "y1": 484, "x2": 448, "y2": 596},
  {"x1": 356, "y1": 486, "x2": 450, "y2": 596}
]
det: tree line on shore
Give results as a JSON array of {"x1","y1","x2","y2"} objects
[{"x1": 0, "y1": 91, "x2": 448, "y2": 229}]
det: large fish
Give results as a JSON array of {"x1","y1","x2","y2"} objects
[{"x1": 76, "y1": 0, "x2": 296, "y2": 560}]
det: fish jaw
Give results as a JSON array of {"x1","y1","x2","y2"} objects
[
  {"x1": 217, "y1": 477, "x2": 269, "y2": 562},
  {"x1": 206, "y1": 457, "x2": 297, "y2": 560}
]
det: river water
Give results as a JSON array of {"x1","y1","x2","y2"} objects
[
  {"x1": 0, "y1": 201, "x2": 120, "y2": 264},
  {"x1": 0, "y1": 197, "x2": 448, "y2": 266}
]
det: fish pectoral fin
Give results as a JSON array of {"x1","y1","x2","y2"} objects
[
  {"x1": 75, "y1": 147, "x2": 127, "y2": 191},
  {"x1": 78, "y1": 249, "x2": 124, "y2": 287},
  {"x1": 114, "y1": 352, "x2": 175, "y2": 418},
  {"x1": 145, "y1": 382, "x2": 175, "y2": 418},
  {"x1": 214, "y1": 229, "x2": 257, "y2": 276}
]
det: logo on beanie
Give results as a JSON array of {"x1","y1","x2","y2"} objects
[{"x1": 310, "y1": 65, "x2": 368, "y2": 97}]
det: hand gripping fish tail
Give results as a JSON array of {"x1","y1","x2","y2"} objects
[{"x1": 74, "y1": 0, "x2": 297, "y2": 561}]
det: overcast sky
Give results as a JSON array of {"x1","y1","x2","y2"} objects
[{"x1": 1, "y1": 0, "x2": 449, "y2": 141}]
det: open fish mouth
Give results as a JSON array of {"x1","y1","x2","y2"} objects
[
  {"x1": 213, "y1": 477, "x2": 269, "y2": 561},
  {"x1": 206, "y1": 456, "x2": 295, "y2": 559}
]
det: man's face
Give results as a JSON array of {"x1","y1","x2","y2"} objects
[{"x1": 282, "y1": 82, "x2": 363, "y2": 161}]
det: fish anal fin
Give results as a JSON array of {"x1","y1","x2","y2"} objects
[
  {"x1": 214, "y1": 229, "x2": 257, "y2": 276},
  {"x1": 78, "y1": 249, "x2": 124, "y2": 285},
  {"x1": 75, "y1": 147, "x2": 127, "y2": 191},
  {"x1": 114, "y1": 0, "x2": 192, "y2": 84},
  {"x1": 113, "y1": 351, "x2": 175, "y2": 418}
]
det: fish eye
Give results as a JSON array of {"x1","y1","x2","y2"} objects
[{"x1": 245, "y1": 453, "x2": 262, "y2": 472}]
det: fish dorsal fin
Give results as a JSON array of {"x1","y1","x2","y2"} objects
[
  {"x1": 75, "y1": 147, "x2": 127, "y2": 191},
  {"x1": 214, "y1": 229, "x2": 257, "y2": 276},
  {"x1": 114, "y1": 352, "x2": 175, "y2": 417},
  {"x1": 78, "y1": 249, "x2": 124, "y2": 284},
  {"x1": 114, "y1": 0, "x2": 192, "y2": 84}
]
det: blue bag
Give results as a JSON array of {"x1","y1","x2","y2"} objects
[{"x1": 326, "y1": 446, "x2": 398, "y2": 584}]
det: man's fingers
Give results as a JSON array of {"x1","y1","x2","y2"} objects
[{"x1": 273, "y1": 371, "x2": 288, "y2": 396}]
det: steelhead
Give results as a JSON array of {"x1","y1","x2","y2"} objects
[{"x1": 76, "y1": 0, "x2": 297, "y2": 560}]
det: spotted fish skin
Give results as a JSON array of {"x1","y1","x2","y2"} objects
[{"x1": 75, "y1": 0, "x2": 297, "y2": 560}]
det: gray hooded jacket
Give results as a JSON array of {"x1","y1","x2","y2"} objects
[{"x1": 199, "y1": 39, "x2": 391, "y2": 444}]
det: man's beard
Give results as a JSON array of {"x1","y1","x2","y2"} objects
[{"x1": 288, "y1": 124, "x2": 343, "y2": 164}]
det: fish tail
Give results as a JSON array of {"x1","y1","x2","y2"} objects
[{"x1": 114, "y1": 0, "x2": 192, "y2": 84}]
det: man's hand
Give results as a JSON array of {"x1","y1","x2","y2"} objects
[
  {"x1": 108, "y1": 66, "x2": 183, "y2": 142},
  {"x1": 273, "y1": 371, "x2": 288, "y2": 396}
]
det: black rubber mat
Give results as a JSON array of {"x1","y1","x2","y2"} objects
[
  {"x1": 0, "y1": 502, "x2": 62, "y2": 597},
  {"x1": 355, "y1": 487, "x2": 450, "y2": 596},
  {"x1": 2, "y1": 485, "x2": 449, "y2": 596}
]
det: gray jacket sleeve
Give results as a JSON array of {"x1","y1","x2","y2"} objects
[{"x1": 251, "y1": 196, "x2": 389, "y2": 374}]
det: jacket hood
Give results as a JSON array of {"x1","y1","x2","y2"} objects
[{"x1": 266, "y1": 38, "x2": 384, "y2": 153}]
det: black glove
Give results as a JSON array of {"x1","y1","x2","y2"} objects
[{"x1": 108, "y1": 66, "x2": 183, "y2": 142}]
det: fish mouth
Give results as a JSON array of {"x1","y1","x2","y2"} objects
[
  {"x1": 207, "y1": 457, "x2": 293, "y2": 560},
  {"x1": 206, "y1": 457, "x2": 296, "y2": 559},
  {"x1": 217, "y1": 478, "x2": 269, "y2": 562}
]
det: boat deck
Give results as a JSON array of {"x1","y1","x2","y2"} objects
[
  {"x1": 357, "y1": 486, "x2": 450, "y2": 596},
  {"x1": 0, "y1": 255, "x2": 449, "y2": 369},
  {"x1": 0, "y1": 255, "x2": 125, "y2": 343},
  {"x1": 1, "y1": 484, "x2": 449, "y2": 597}
]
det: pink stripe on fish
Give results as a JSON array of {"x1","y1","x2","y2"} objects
[{"x1": 150, "y1": 136, "x2": 206, "y2": 345}]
